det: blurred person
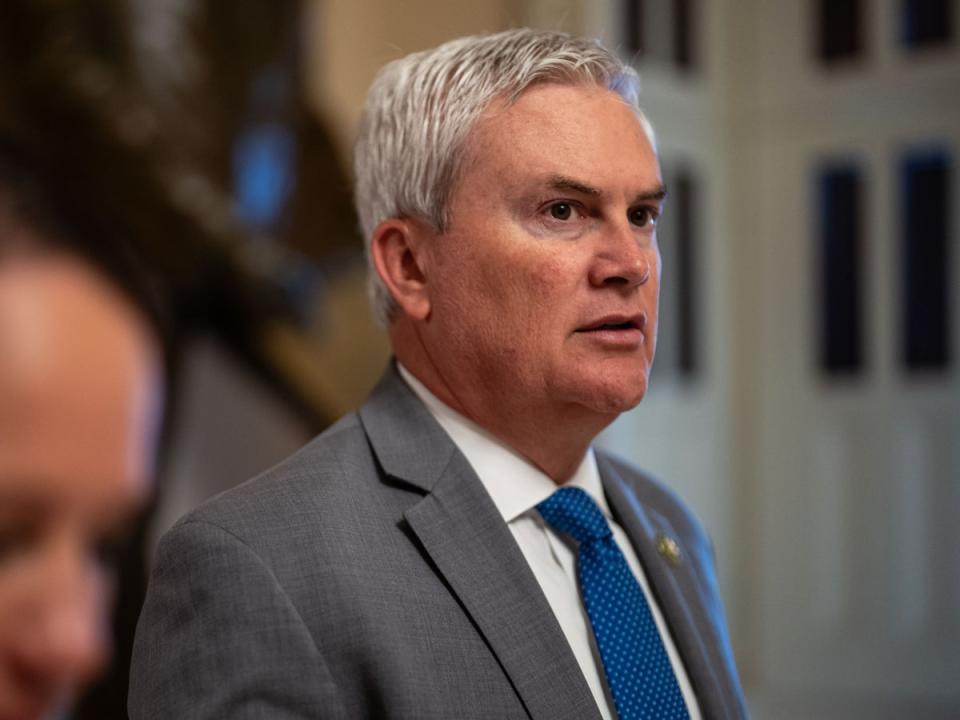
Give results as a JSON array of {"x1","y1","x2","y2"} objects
[
  {"x1": 131, "y1": 29, "x2": 746, "y2": 719},
  {"x1": 0, "y1": 143, "x2": 164, "y2": 720}
]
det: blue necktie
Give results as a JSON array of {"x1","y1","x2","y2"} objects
[{"x1": 537, "y1": 486, "x2": 689, "y2": 720}]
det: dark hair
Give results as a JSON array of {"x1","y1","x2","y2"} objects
[{"x1": 0, "y1": 133, "x2": 170, "y2": 351}]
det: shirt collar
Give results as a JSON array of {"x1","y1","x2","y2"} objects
[{"x1": 397, "y1": 363, "x2": 611, "y2": 523}]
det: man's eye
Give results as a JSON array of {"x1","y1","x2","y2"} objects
[
  {"x1": 0, "y1": 521, "x2": 39, "y2": 564},
  {"x1": 629, "y1": 206, "x2": 657, "y2": 227},
  {"x1": 92, "y1": 521, "x2": 135, "y2": 569},
  {"x1": 93, "y1": 535, "x2": 124, "y2": 569},
  {"x1": 548, "y1": 202, "x2": 575, "y2": 221}
]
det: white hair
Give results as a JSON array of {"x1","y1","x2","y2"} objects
[{"x1": 354, "y1": 28, "x2": 650, "y2": 326}]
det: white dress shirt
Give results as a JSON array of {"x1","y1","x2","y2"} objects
[{"x1": 398, "y1": 365, "x2": 701, "y2": 720}]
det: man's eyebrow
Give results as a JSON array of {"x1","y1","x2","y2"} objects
[
  {"x1": 546, "y1": 175, "x2": 668, "y2": 204},
  {"x1": 0, "y1": 489, "x2": 50, "y2": 515},
  {"x1": 633, "y1": 184, "x2": 668, "y2": 204},
  {"x1": 546, "y1": 175, "x2": 602, "y2": 196}
]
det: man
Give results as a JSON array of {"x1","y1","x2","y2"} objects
[
  {"x1": 130, "y1": 29, "x2": 747, "y2": 719},
  {"x1": 0, "y1": 144, "x2": 164, "y2": 720}
]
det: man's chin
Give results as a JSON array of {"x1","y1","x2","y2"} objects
[
  {"x1": 593, "y1": 391, "x2": 647, "y2": 417},
  {"x1": 568, "y1": 378, "x2": 649, "y2": 419}
]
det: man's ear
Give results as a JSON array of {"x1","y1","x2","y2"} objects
[{"x1": 370, "y1": 218, "x2": 432, "y2": 321}]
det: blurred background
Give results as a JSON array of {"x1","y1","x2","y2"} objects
[{"x1": 0, "y1": 0, "x2": 957, "y2": 718}]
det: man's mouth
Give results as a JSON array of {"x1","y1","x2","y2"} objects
[{"x1": 575, "y1": 314, "x2": 645, "y2": 333}]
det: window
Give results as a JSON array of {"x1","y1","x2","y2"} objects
[
  {"x1": 674, "y1": 170, "x2": 697, "y2": 375},
  {"x1": 624, "y1": 0, "x2": 697, "y2": 72},
  {"x1": 901, "y1": 148, "x2": 951, "y2": 371},
  {"x1": 653, "y1": 165, "x2": 700, "y2": 381},
  {"x1": 901, "y1": 0, "x2": 954, "y2": 50},
  {"x1": 673, "y1": 0, "x2": 695, "y2": 70},
  {"x1": 816, "y1": 0, "x2": 864, "y2": 63},
  {"x1": 817, "y1": 164, "x2": 865, "y2": 375},
  {"x1": 625, "y1": 0, "x2": 645, "y2": 59}
]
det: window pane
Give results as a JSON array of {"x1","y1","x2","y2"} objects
[
  {"x1": 625, "y1": 0, "x2": 645, "y2": 58},
  {"x1": 674, "y1": 171, "x2": 698, "y2": 375},
  {"x1": 901, "y1": 0, "x2": 954, "y2": 49},
  {"x1": 652, "y1": 165, "x2": 699, "y2": 382},
  {"x1": 624, "y1": 0, "x2": 698, "y2": 71},
  {"x1": 673, "y1": 0, "x2": 695, "y2": 70},
  {"x1": 818, "y1": 165, "x2": 864, "y2": 375},
  {"x1": 901, "y1": 149, "x2": 951, "y2": 371},
  {"x1": 817, "y1": 0, "x2": 864, "y2": 63}
]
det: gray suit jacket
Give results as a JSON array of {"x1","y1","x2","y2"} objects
[{"x1": 129, "y1": 364, "x2": 747, "y2": 719}]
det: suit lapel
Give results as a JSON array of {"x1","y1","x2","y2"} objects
[
  {"x1": 359, "y1": 365, "x2": 601, "y2": 720},
  {"x1": 599, "y1": 456, "x2": 741, "y2": 719}
]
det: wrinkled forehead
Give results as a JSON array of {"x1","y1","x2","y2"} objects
[
  {"x1": 461, "y1": 81, "x2": 657, "y2": 170},
  {"x1": 474, "y1": 79, "x2": 654, "y2": 144}
]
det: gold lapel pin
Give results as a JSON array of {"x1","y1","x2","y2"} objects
[{"x1": 655, "y1": 532, "x2": 682, "y2": 568}]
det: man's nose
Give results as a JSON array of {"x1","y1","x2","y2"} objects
[
  {"x1": 587, "y1": 221, "x2": 655, "y2": 288},
  {"x1": 16, "y1": 546, "x2": 109, "y2": 695}
]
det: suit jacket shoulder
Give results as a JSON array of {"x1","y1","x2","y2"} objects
[
  {"x1": 597, "y1": 450, "x2": 714, "y2": 557},
  {"x1": 595, "y1": 449, "x2": 748, "y2": 719},
  {"x1": 130, "y1": 369, "x2": 598, "y2": 720}
]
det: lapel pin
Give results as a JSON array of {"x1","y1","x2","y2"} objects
[{"x1": 655, "y1": 532, "x2": 682, "y2": 568}]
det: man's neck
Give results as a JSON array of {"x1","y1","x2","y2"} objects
[{"x1": 392, "y1": 326, "x2": 615, "y2": 483}]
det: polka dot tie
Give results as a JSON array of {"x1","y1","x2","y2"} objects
[{"x1": 537, "y1": 487, "x2": 689, "y2": 720}]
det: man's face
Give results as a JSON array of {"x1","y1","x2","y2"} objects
[
  {"x1": 419, "y1": 83, "x2": 664, "y2": 427},
  {"x1": 0, "y1": 254, "x2": 160, "y2": 720}
]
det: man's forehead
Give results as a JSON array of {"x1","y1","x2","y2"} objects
[
  {"x1": 470, "y1": 85, "x2": 654, "y2": 154},
  {"x1": 480, "y1": 81, "x2": 654, "y2": 141},
  {"x1": 449, "y1": 82, "x2": 661, "y2": 212}
]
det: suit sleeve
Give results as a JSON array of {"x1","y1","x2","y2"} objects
[{"x1": 128, "y1": 518, "x2": 348, "y2": 719}]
